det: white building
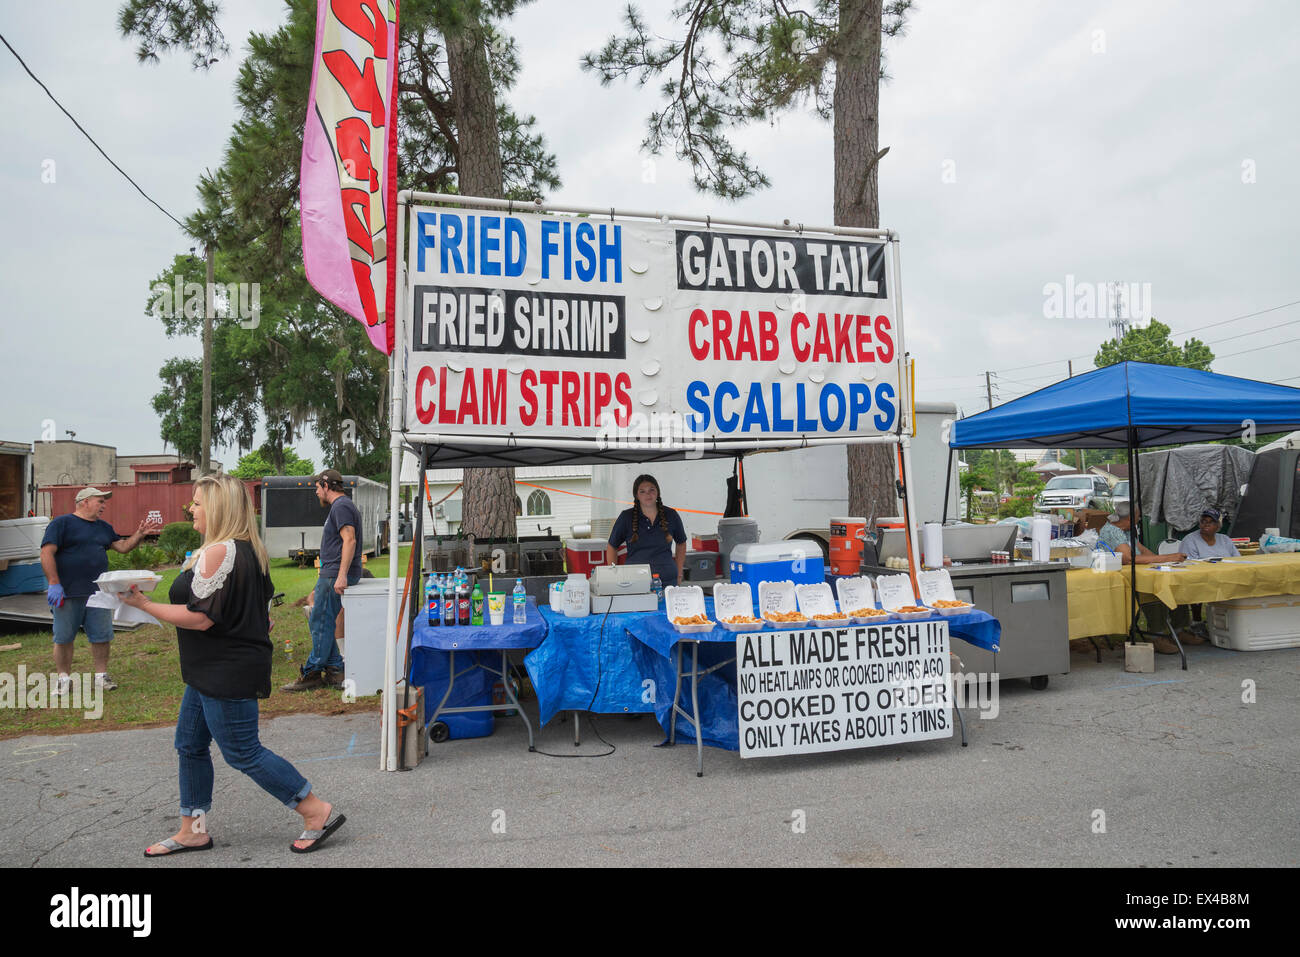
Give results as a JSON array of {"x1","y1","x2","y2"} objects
[{"x1": 400, "y1": 454, "x2": 594, "y2": 538}]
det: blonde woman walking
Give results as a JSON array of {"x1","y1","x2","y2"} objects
[{"x1": 121, "y1": 473, "x2": 345, "y2": 856}]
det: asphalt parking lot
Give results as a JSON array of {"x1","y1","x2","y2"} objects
[{"x1": 3, "y1": 640, "x2": 1297, "y2": 868}]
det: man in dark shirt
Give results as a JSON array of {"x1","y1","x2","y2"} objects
[
  {"x1": 40, "y1": 487, "x2": 158, "y2": 693},
  {"x1": 284, "y1": 469, "x2": 363, "y2": 691}
]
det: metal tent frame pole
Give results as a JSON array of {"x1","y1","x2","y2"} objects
[{"x1": 381, "y1": 198, "x2": 411, "y2": 771}]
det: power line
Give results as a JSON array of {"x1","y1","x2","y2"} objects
[
  {"x1": 1216, "y1": 336, "x2": 1300, "y2": 361},
  {"x1": 1203, "y1": 316, "x2": 1300, "y2": 346},
  {"x1": 0, "y1": 31, "x2": 188, "y2": 232},
  {"x1": 1169, "y1": 299, "x2": 1300, "y2": 338},
  {"x1": 929, "y1": 298, "x2": 1300, "y2": 384}
]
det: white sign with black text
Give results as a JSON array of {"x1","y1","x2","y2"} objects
[{"x1": 737, "y1": 619, "x2": 952, "y2": 757}]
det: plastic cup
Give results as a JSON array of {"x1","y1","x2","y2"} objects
[{"x1": 488, "y1": 593, "x2": 506, "y2": 625}]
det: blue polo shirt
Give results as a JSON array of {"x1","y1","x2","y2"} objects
[
  {"x1": 608, "y1": 506, "x2": 687, "y2": 586},
  {"x1": 41, "y1": 514, "x2": 123, "y2": 597}
]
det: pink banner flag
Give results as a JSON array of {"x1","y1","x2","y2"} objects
[{"x1": 301, "y1": 0, "x2": 401, "y2": 354}]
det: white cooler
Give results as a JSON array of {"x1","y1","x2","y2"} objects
[
  {"x1": 340, "y1": 578, "x2": 411, "y2": 696},
  {"x1": 1206, "y1": 595, "x2": 1300, "y2": 651}
]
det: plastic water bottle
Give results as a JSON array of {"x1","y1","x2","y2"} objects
[
  {"x1": 652, "y1": 573, "x2": 664, "y2": 606},
  {"x1": 512, "y1": 578, "x2": 527, "y2": 624}
]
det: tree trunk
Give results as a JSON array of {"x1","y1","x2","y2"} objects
[
  {"x1": 444, "y1": 5, "x2": 515, "y2": 538},
  {"x1": 836, "y1": 0, "x2": 896, "y2": 524}
]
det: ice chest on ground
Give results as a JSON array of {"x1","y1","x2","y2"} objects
[
  {"x1": 1207, "y1": 595, "x2": 1300, "y2": 651},
  {"x1": 729, "y1": 542, "x2": 824, "y2": 591},
  {"x1": 563, "y1": 538, "x2": 610, "y2": 577}
]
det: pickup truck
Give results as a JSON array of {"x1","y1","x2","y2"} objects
[{"x1": 1034, "y1": 475, "x2": 1113, "y2": 515}]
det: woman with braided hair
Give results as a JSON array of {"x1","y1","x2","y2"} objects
[{"x1": 605, "y1": 474, "x2": 688, "y2": 586}]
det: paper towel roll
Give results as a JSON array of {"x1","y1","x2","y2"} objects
[
  {"x1": 922, "y1": 522, "x2": 943, "y2": 569},
  {"x1": 1031, "y1": 517, "x2": 1052, "y2": 563}
]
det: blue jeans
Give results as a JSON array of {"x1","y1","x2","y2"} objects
[
  {"x1": 175, "y1": 685, "x2": 311, "y2": 816},
  {"x1": 51, "y1": 597, "x2": 113, "y2": 644},
  {"x1": 303, "y1": 576, "x2": 349, "y2": 676}
]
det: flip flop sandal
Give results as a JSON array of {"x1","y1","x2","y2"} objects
[
  {"x1": 290, "y1": 812, "x2": 346, "y2": 854},
  {"x1": 144, "y1": 837, "x2": 214, "y2": 858}
]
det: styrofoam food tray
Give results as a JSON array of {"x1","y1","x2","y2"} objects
[
  {"x1": 94, "y1": 571, "x2": 162, "y2": 594},
  {"x1": 718, "y1": 618, "x2": 765, "y2": 633},
  {"x1": 807, "y1": 615, "x2": 852, "y2": 626},
  {"x1": 762, "y1": 615, "x2": 810, "y2": 628},
  {"x1": 934, "y1": 603, "x2": 973, "y2": 617},
  {"x1": 846, "y1": 608, "x2": 894, "y2": 624},
  {"x1": 891, "y1": 608, "x2": 931, "y2": 620},
  {"x1": 671, "y1": 620, "x2": 716, "y2": 634}
]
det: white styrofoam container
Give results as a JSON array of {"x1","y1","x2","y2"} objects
[
  {"x1": 664, "y1": 584, "x2": 713, "y2": 633},
  {"x1": 1207, "y1": 595, "x2": 1300, "y2": 651},
  {"x1": 712, "y1": 582, "x2": 763, "y2": 630}
]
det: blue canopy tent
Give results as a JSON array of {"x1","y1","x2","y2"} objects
[
  {"x1": 949, "y1": 362, "x2": 1300, "y2": 449},
  {"x1": 947, "y1": 362, "x2": 1300, "y2": 665}
]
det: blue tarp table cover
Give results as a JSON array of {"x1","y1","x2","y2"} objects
[
  {"x1": 409, "y1": 597, "x2": 546, "y2": 688},
  {"x1": 625, "y1": 598, "x2": 1002, "y2": 751},
  {"x1": 524, "y1": 606, "x2": 657, "y2": 724}
]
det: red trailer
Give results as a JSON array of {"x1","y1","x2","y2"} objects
[{"x1": 40, "y1": 468, "x2": 261, "y2": 536}]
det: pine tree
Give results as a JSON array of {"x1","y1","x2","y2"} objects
[
  {"x1": 584, "y1": 0, "x2": 913, "y2": 525},
  {"x1": 121, "y1": 0, "x2": 558, "y2": 503}
]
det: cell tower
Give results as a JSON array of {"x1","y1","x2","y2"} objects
[{"x1": 1109, "y1": 281, "x2": 1130, "y2": 343}]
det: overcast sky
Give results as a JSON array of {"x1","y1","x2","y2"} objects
[{"x1": 2, "y1": 0, "x2": 1297, "y2": 468}]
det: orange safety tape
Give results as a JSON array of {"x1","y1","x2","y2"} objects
[
  {"x1": 513, "y1": 480, "x2": 724, "y2": 517},
  {"x1": 428, "y1": 481, "x2": 461, "y2": 508}
]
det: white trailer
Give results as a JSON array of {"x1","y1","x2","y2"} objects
[
  {"x1": 261, "y1": 475, "x2": 388, "y2": 562},
  {"x1": 589, "y1": 401, "x2": 959, "y2": 555}
]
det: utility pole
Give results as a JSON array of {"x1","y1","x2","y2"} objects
[
  {"x1": 985, "y1": 371, "x2": 993, "y2": 409},
  {"x1": 201, "y1": 242, "x2": 214, "y2": 476},
  {"x1": 1067, "y1": 360, "x2": 1073, "y2": 377}
]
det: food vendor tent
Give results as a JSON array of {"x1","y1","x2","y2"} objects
[
  {"x1": 378, "y1": 191, "x2": 920, "y2": 769},
  {"x1": 949, "y1": 361, "x2": 1300, "y2": 652}
]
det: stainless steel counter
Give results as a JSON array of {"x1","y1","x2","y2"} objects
[{"x1": 857, "y1": 560, "x2": 1070, "y2": 689}]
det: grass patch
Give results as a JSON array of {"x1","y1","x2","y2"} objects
[{"x1": 0, "y1": 549, "x2": 419, "y2": 740}]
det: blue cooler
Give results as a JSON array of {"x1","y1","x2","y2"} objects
[
  {"x1": 729, "y1": 542, "x2": 825, "y2": 591},
  {"x1": 417, "y1": 649, "x2": 496, "y2": 741}
]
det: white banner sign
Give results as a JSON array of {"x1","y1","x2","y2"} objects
[
  {"x1": 404, "y1": 206, "x2": 901, "y2": 449},
  {"x1": 737, "y1": 620, "x2": 952, "y2": 757}
]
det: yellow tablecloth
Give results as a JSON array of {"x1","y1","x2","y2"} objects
[
  {"x1": 1066, "y1": 553, "x2": 1300, "y2": 640},
  {"x1": 1066, "y1": 567, "x2": 1133, "y2": 639}
]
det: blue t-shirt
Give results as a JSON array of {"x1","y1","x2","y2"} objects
[
  {"x1": 1180, "y1": 531, "x2": 1240, "y2": 559},
  {"x1": 608, "y1": 506, "x2": 687, "y2": 586},
  {"x1": 41, "y1": 514, "x2": 123, "y2": 597},
  {"x1": 319, "y1": 495, "x2": 363, "y2": 581}
]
